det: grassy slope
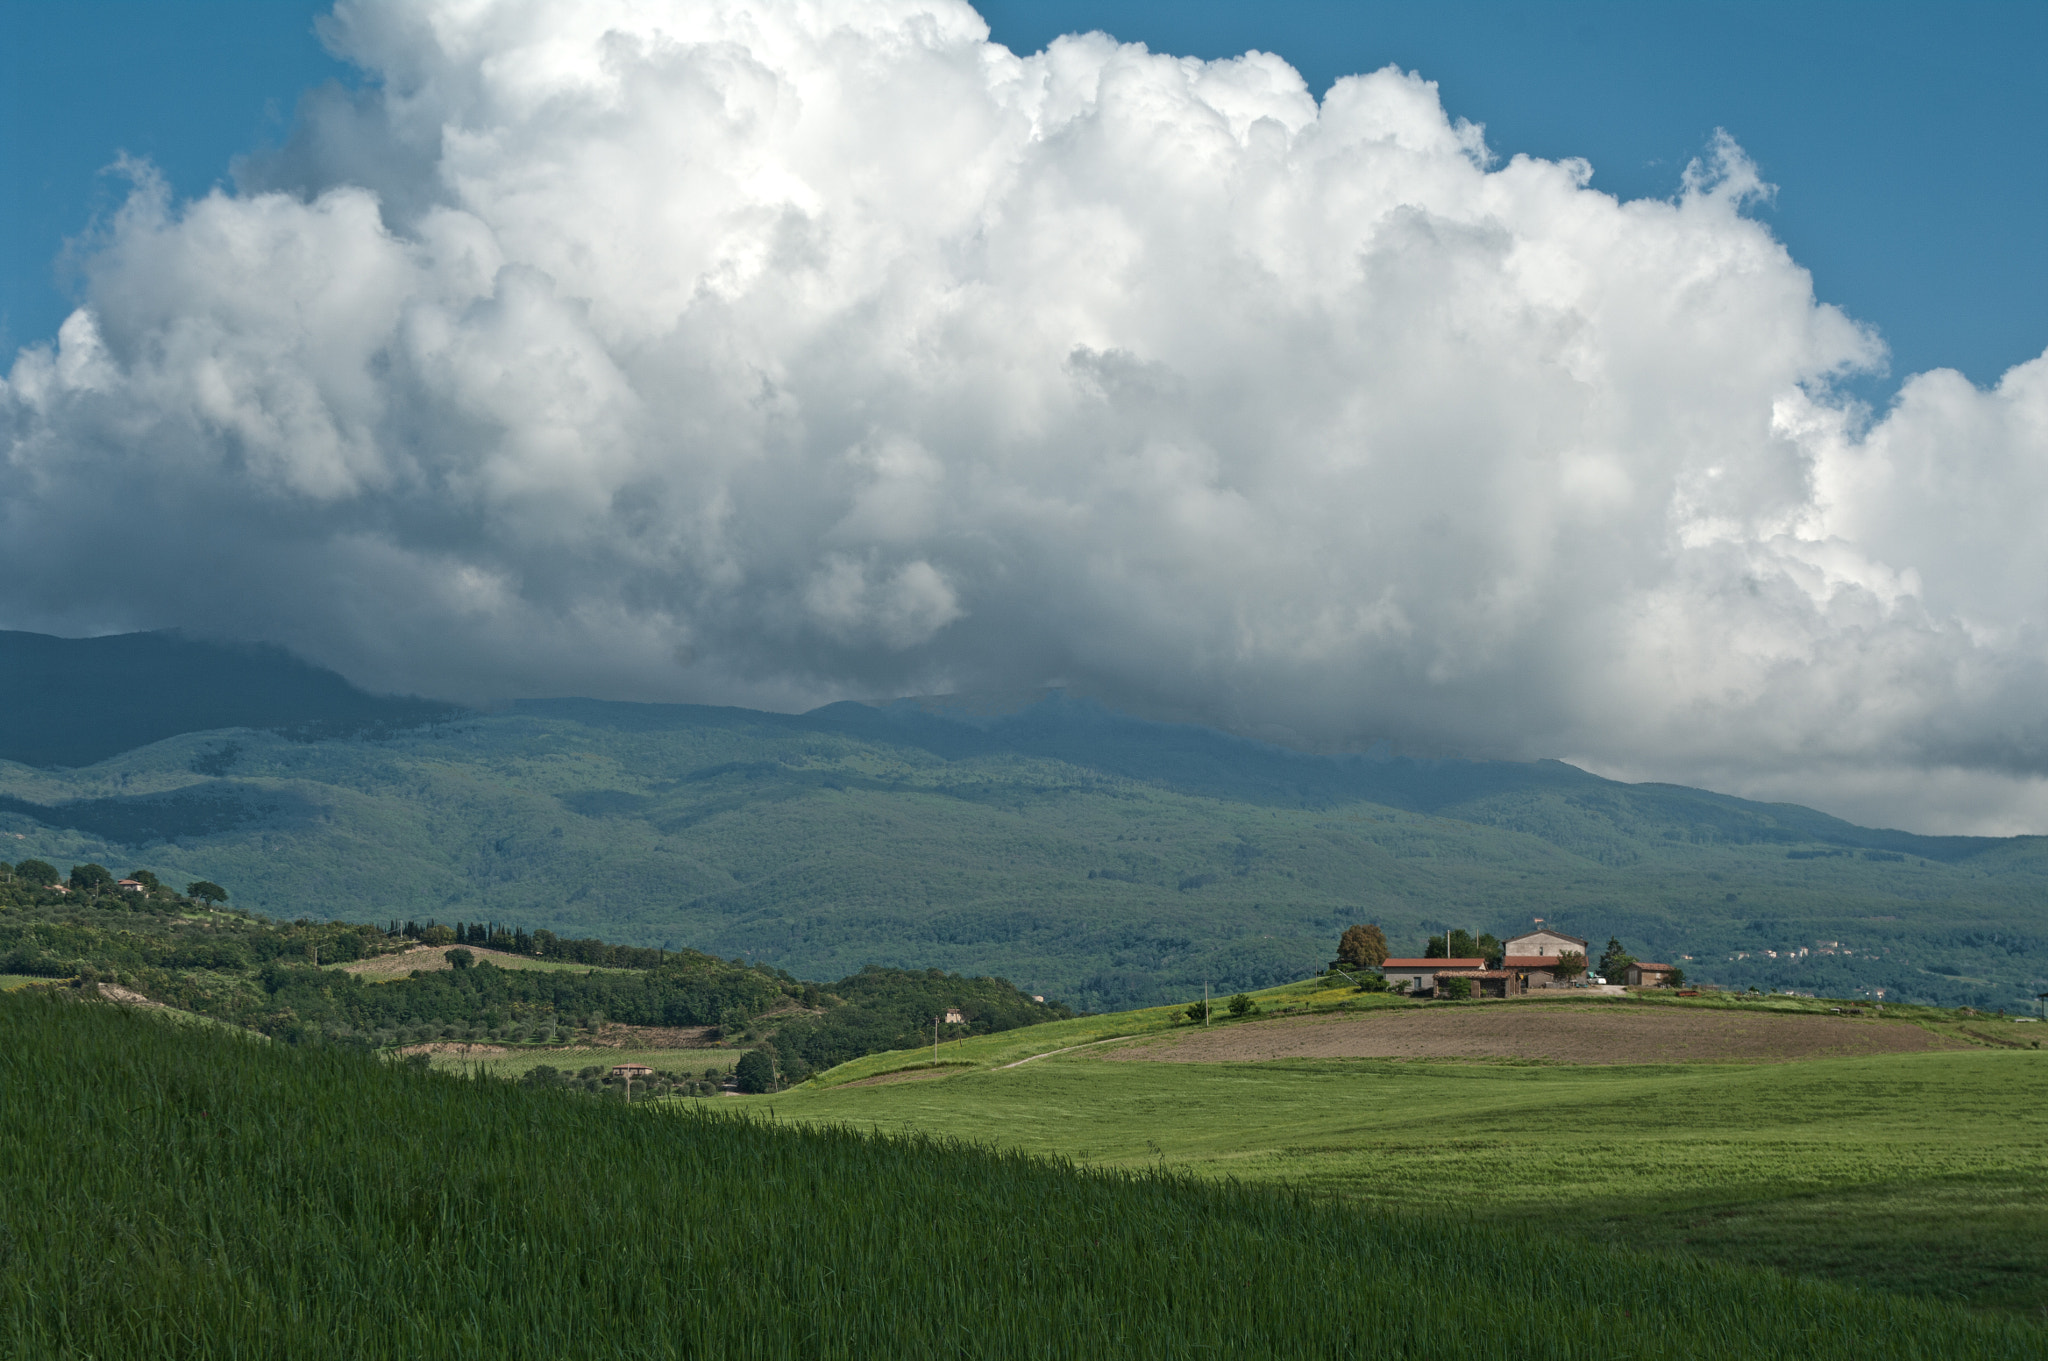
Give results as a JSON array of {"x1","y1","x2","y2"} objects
[
  {"x1": 4, "y1": 990, "x2": 2039, "y2": 1360},
  {"x1": 430, "y1": 1044, "x2": 741, "y2": 1078},
  {"x1": 755, "y1": 988, "x2": 2048, "y2": 1316},
  {"x1": 3, "y1": 703, "x2": 2045, "y2": 1011}
]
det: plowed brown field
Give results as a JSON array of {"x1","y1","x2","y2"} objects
[
  {"x1": 339, "y1": 945, "x2": 553, "y2": 976},
  {"x1": 1103, "y1": 1005, "x2": 1970, "y2": 1065}
]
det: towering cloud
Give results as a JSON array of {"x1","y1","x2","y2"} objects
[{"x1": 3, "y1": 0, "x2": 2045, "y2": 831}]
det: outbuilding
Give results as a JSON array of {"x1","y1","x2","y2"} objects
[
  {"x1": 1468, "y1": 969, "x2": 1523, "y2": 998},
  {"x1": 1625, "y1": 963, "x2": 1677, "y2": 988},
  {"x1": 1503, "y1": 955, "x2": 1568, "y2": 988},
  {"x1": 1381, "y1": 958, "x2": 1487, "y2": 997}
]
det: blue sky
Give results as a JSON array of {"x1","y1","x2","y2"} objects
[{"x1": 4, "y1": 0, "x2": 2045, "y2": 389}]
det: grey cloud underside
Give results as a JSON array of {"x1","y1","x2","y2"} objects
[{"x1": 4, "y1": 0, "x2": 2047, "y2": 833}]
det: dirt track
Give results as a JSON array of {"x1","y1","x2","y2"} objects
[{"x1": 1103, "y1": 1005, "x2": 1971, "y2": 1065}]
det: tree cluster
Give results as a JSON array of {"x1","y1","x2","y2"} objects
[
  {"x1": 1424, "y1": 929, "x2": 1501, "y2": 963},
  {"x1": 384, "y1": 918, "x2": 675, "y2": 969},
  {"x1": 1598, "y1": 938, "x2": 1637, "y2": 982}
]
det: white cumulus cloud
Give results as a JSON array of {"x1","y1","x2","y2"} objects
[{"x1": 3, "y1": 0, "x2": 2046, "y2": 833}]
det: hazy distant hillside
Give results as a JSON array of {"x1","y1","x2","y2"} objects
[
  {"x1": 0, "y1": 630, "x2": 463, "y2": 767},
  {"x1": 0, "y1": 632, "x2": 2042, "y2": 1011}
]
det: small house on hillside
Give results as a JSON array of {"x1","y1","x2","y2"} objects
[
  {"x1": 1382, "y1": 958, "x2": 1487, "y2": 997},
  {"x1": 943, "y1": 1008, "x2": 965, "y2": 1024},
  {"x1": 116, "y1": 879, "x2": 146, "y2": 893},
  {"x1": 1625, "y1": 963, "x2": 1677, "y2": 988}
]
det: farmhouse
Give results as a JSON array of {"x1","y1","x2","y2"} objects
[
  {"x1": 610, "y1": 1064, "x2": 654, "y2": 1079},
  {"x1": 1502, "y1": 927, "x2": 1587, "y2": 959},
  {"x1": 1496, "y1": 928, "x2": 1591, "y2": 990},
  {"x1": 1381, "y1": 958, "x2": 1487, "y2": 997},
  {"x1": 1625, "y1": 963, "x2": 1678, "y2": 988}
]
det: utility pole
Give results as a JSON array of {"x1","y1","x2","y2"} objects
[
  {"x1": 1204, "y1": 980, "x2": 1209, "y2": 1027},
  {"x1": 933, "y1": 1015, "x2": 940, "y2": 1066}
]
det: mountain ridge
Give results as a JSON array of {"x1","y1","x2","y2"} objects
[{"x1": 1, "y1": 631, "x2": 2041, "y2": 1010}]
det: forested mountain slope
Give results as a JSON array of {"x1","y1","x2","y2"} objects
[
  {"x1": 0, "y1": 629, "x2": 460, "y2": 767},
  {"x1": 1, "y1": 633, "x2": 2042, "y2": 1011}
]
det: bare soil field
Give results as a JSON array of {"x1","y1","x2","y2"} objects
[
  {"x1": 91, "y1": 982, "x2": 166, "y2": 1009},
  {"x1": 339, "y1": 945, "x2": 570, "y2": 977},
  {"x1": 579, "y1": 1022, "x2": 719, "y2": 1048},
  {"x1": 1104, "y1": 1005, "x2": 1973, "y2": 1065},
  {"x1": 398, "y1": 1041, "x2": 512, "y2": 1058}
]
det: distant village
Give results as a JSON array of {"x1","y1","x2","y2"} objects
[{"x1": 1372, "y1": 925, "x2": 1682, "y2": 1000}]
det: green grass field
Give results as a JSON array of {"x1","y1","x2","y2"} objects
[
  {"x1": 430, "y1": 1044, "x2": 738, "y2": 1079},
  {"x1": 746, "y1": 988, "x2": 2048, "y2": 1317},
  {"x1": 6, "y1": 989, "x2": 2041, "y2": 1358},
  {"x1": 0, "y1": 973, "x2": 47, "y2": 990}
]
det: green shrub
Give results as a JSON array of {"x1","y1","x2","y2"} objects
[{"x1": 734, "y1": 1046, "x2": 777, "y2": 1093}]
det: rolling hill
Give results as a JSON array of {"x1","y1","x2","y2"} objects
[
  {"x1": 1, "y1": 631, "x2": 2043, "y2": 1011},
  {"x1": 13, "y1": 991, "x2": 2033, "y2": 1358}
]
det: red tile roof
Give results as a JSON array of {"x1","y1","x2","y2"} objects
[
  {"x1": 1632, "y1": 963, "x2": 1675, "y2": 971},
  {"x1": 1503, "y1": 956, "x2": 1562, "y2": 968},
  {"x1": 1382, "y1": 958, "x2": 1487, "y2": 969}
]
